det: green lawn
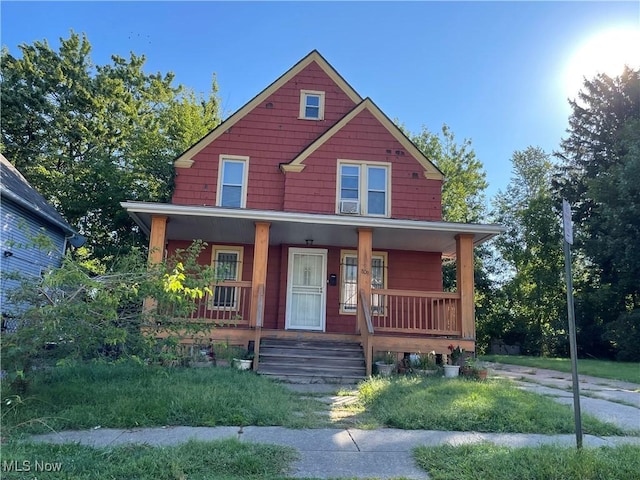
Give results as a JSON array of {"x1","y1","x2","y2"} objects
[
  {"x1": 2, "y1": 362, "x2": 626, "y2": 437},
  {"x1": 480, "y1": 355, "x2": 640, "y2": 384},
  {"x1": 1, "y1": 361, "x2": 326, "y2": 434},
  {"x1": 357, "y1": 376, "x2": 623, "y2": 435},
  {"x1": 0, "y1": 439, "x2": 298, "y2": 480},
  {"x1": 3, "y1": 362, "x2": 637, "y2": 479},
  {"x1": 414, "y1": 443, "x2": 640, "y2": 480}
]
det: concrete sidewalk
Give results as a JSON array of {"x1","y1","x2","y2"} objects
[
  {"x1": 29, "y1": 425, "x2": 640, "y2": 479},
  {"x1": 28, "y1": 363, "x2": 640, "y2": 479}
]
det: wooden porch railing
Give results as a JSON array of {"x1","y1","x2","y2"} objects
[
  {"x1": 370, "y1": 289, "x2": 461, "y2": 336},
  {"x1": 158, "y1": 281, "x2": 252, "y2": 325}
]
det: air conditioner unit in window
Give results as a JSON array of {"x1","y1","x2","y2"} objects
[{"x1": 340, "y1": 200, "x2": 359, "y2": 214}]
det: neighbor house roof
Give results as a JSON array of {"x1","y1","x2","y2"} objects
[{"x1": 0, "y1": 154, "x2": 81, "y2": 239}]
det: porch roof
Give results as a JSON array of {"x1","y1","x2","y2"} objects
[{"x1": 122, "y1": 202, "x2": 504, "y2": 256}]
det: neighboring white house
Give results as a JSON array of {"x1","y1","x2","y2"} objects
[{"x1": 0, "y1": 154, "x2": 85, "y2": 329}]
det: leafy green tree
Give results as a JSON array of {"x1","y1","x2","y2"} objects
[
  {"x1": 1, "y1": 32, "x2": 220, "y2": 259},
  {"x1": 554, "y1": 67, "x2": 640, "y2": 359},
  {"x1": 492, "y1": 147, "x2": 566, "y2": 355},
  {"x1": 1, "y1": 240, "x2": 218, "y2": 388},
  {"x1": 408, "y1": 124, "x2": 488, "y2": 223}
]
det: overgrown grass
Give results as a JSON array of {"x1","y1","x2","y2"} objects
[
  {"x1": 0, "y1": 439, "x2": 297, "y2": 480},
  {"x1": 1, "y1": 361, "x2": 325, "y2": 435},
  {"x1": 414, "y1": 443, "x2": 640, "y2": 480},
  {"x1": 481, "y1": 355, "x2": 640, "y2": 384},
  {"x1": 358, "y1": 376, "x2": 623, "y2": 435}
]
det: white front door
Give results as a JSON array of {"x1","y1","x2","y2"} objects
[{"x1": 285, "y1": 248, "x2": 327, "y2": 331}]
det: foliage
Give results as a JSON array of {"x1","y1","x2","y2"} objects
[
  {"x1": 375, "y1": 351, "x2": 397, "y2": 365},
  {"x1": 554, "y1": 67, "x2": 640, "y2": 359},
  {"x1": 412, "y1": 351, "x2": 437, "y2": 370},
  {"x1": 1, "y1": 439, "x2": 298, "y2": 480},
  {"x1": 447, "y1": 344, "x2": 464, "y2": 365},
  {"x1": 490, "y1": 146, "x2": 567, "y2": 356},
  {"x1": 0, "y1": 240, "x2": 219, "y2": 385},
  {"x1": 0, "y1": 32, "x2": 220, "y2": 258},
  {"x1": 357, "y1": 376, "x2": 622, "y2": 435},
  {"x1": 406, "y1": 123, "x2": 488, "y2": 223},
  {"x1": 414, "y1": 444, "x2": 640, "y2": 480},
  {"x1": 603, "y1": 309, "x2": 640, "y2": 362}
]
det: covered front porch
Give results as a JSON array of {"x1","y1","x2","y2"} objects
[{"x1": 123, "y1": 202, "x2": 502, "y2": 376}]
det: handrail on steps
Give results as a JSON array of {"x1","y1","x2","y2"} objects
[
  {"x1": 359, "y1": 289, "x2": 374, "y2": 335},
  {"x1": 359, "y1": 289, "x2": 374, "y2": 376},
  {"x1": 253, "y1": 284, "x2": 265, "y2": 371}
]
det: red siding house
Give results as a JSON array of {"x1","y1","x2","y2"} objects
[{"x1": 123, "y1": 51, "x2": 502, "y2": 378}]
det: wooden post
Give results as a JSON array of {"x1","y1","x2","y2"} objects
[
  {"x1": 357, "y1": 228, "x2": 373, "y2": 333},
  {"x1": 148, "y1": 216, "x2": 168, "y2": 265},
  {"x1": 455, "y1": 234, "x2": 475, "y2": 340},
  {"x1": 144, "y1": 215, "x2": 168, "y2": 312},
  {"x1": 250, "y1": 222, "x2": 270, "y2": 328},
  {"x1": 358, "y1": 228, "x2": 373, "y2": 376}
]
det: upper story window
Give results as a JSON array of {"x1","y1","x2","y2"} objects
[
  {"x1": 216, "y1": 155, "x2": 249, "y2": 208},
  {"x1": 337, "y1": 161, "x2": 390, "y2": 216},
  {"x1": 299, "y1": 90, "x2": 325, "y2": 120}
]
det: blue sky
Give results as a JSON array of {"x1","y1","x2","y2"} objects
[{"x1": 2, "y1": 1, "x2": 638, "y2": 203}]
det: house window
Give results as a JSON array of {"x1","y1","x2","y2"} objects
[
  {"x1": 217, "y1": 155, "x2": 249, "y2": 208},
  {"x1": 340, "y1": 250, "x2": 388, "y2": 314},
  {"x1": 337, "y1": 161, "x2": 390, "y2": 216},
  {"x1": 210, "y1": 246, "x2": 244, "y2": 309},
  {"x1": 299, "y1": 90, "x2": 325, "y2": 120}
]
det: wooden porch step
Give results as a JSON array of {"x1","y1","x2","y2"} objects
[{"x1": 257, "y1": 337, "x2": 366, "y2": 384}]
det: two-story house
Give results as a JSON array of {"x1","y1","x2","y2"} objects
[{"x1": 122, "y1": 51, "x2": 502, "y2": 380}]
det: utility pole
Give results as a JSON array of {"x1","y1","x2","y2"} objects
[{"x1": 562, "y1": 199, "x2": 583, "y2": 449}]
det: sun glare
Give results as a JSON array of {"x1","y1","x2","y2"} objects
[{"x1": 564, "y1": 27, "x2": 640, "y2": 99}]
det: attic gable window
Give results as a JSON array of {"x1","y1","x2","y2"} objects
[
  {"x1": 216, "y1": 155, "x2": 249, "y2": 208},
  {"x1": 299, "y1": 90, "x2": 325, "y2": 120}
]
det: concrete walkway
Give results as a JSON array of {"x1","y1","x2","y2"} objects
[{"x1": 29, "y1": 363, "x2": 640, "y2": 479}]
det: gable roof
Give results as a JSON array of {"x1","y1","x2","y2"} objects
[
  {"x1": 174, "y1": 50, "x2": 363, "y2": 168},
  {"x1": 280, "y1": 98, "x2": 444, "y2": 180},
  {"x1": 0, "y1": 154, "x2": 81, "y2": 239}
]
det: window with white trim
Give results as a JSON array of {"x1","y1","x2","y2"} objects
[
  {"x1": 337, "y1": 161, "x2": 390, "y2": 216},
  {"x1": 340, "y1": 250, "x2": 387, "y2": 314},
  {"x1": 299, "y1": 90, "x2": 325, "y2": 120},
  {"x1": 210, "y1": 246, "x2": 243, "y2": 309},
  {"x1": 217, "y1": 156, "x2": 249, "y2": 208}
]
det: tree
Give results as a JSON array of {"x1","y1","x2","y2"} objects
[
  {"x1": 1, "y1": 32, "x2": 220, "y2": 259},
  {"x1": 492, "y1": 147, "x2": 566, "y2": 355},
  {"x1": 1, "y1": 240, "x2": 218, "y2": 389},
  {"x1": 554, "y1": 67, "x2": 640, "y2": 358},
  {"x1": 408, "y1": 124, "x2": 488, "y2": 223}
]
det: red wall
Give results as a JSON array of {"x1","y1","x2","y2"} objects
[
  {"x1": 172, "y1": 63, "x2": 442, "y2": 222},
  {"x1": 283, "y1": 109, "x2": 442, "y2": 220},
  {"x1": 172, "y1": 62, "x2": 357, "y2": 209}
]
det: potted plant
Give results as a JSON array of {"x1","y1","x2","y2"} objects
[
  {"x1": 375, "y1": 351, "x2": 396, "y2": 377},
  {"x1": 232, "y1": 348, "x2": 254, "y2": 370},
  {"x1": 464, "y1": 356, "x2": 488, "y2": 380},
  {"x1": 444, "y1": 344, "x2": 464, "y2": 377},
  {"x1": 412, "y1": 351, "x2": 438, "y2": 375}
]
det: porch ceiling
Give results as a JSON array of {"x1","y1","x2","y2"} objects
[{"x1": 122, "y1": 202, "x2": 504, "y2": 256}]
